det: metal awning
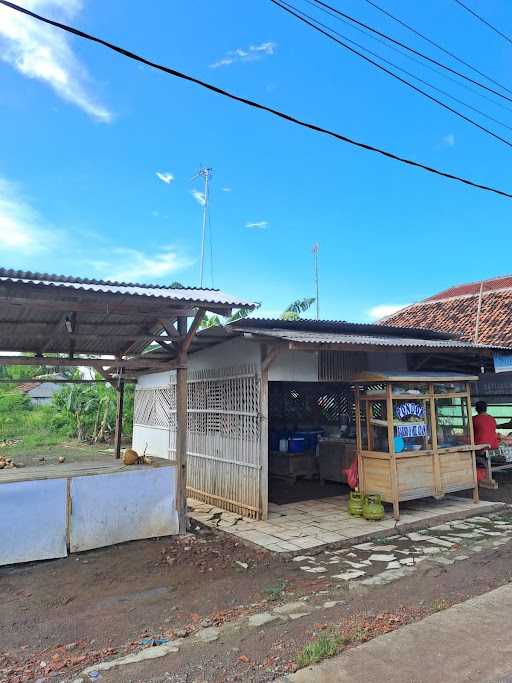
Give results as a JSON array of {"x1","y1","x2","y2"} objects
[{"x1": 0, "y1": 268, "x2": 254, "y2": 375}]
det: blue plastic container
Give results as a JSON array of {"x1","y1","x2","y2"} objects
[
  {"x1": 288, "y1": 437, "x2": 306, "y2": 453},
  {"x1": 293, "y1": 431, "x2": 323, "y2": 450}
]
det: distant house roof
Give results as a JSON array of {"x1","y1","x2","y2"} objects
[
  {"x1": 381, "y1": 275, "x2": 512, "y2": 347},
  {"x1": 17, "y1": 381, "x2": 41, "y2": 394}
]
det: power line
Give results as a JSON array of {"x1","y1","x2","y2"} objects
[
  {"x1": 453, "y1": 0, "x2": 512, "y2": 47},
  {"x1": 304, "y1": 0, "x2": 512, "y2": 115},
  {"x1": 1, "y1": 0, "x2": 511, "y2": 200},
  {"x1": 362, "y1": 0, "x2": 512, "y2": 95},
  {"x1": 287, "y1": 0, "x2": 512, "y2": 133},
  {"x1": 272, "y1": 0, "x2": 512, "y2": 148},
  {"x1": 307, "y1": 0, "x2": 512, "y2": 105}
]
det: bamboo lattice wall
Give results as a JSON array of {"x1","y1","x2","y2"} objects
[{"x1": 134, "y1": 363, "x2": 262, "y2": 519}]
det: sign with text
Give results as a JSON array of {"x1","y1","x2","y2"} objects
[
  {"x1": 396, "y1": 402, "x2": 425, "y2": 420},
  {"x1": 493, "y1": 353, "x2": 512, "y2": 374}
]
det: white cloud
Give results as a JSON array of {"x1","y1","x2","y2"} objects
[
  {"x1": 245, "y1": 220, "x2": 268, "y2": 229},
  {"x1": 0, "y1": 177, "x2": 56, "y2": 253},
  {"x1": 210, "y1": 41, "x2": 277, "y2": 68},
  {"x1": 221, "y1": 187, "x2": 232, "y2": 192},
  {"x1": 441, "y1": 133, "x2": 456, "y2": 148},
  {"x1": 0, "y1": 0, "x2": 112, "y2": 122},
  {"x1": 91, "y1": 246, "x2": 193, "y2": 283},
  {"x1": 156, "y1": 171, "x2": 174, "y2": 185},
  {"x1": 367, "y1": 303, "x2": 408, "y2": 320},
  {"x1": 191, "y1": 189, "x2": 206, "y2": 206}
]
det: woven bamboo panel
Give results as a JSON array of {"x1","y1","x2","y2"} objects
[
  {"x1": 134, "y1": 365, "x2": 262, "y2": 519},
  {"x1": 134, "y1": 385, "x2": 175, "y2": 429},
  {"x1": 268, "y1": 381, "x2": 355, "y2": 429},
  {"x1": 319, "y1": 351, "x2": 368, "y2": 381},
  {"x1": 185, "y1": 364, "x2": 261, "y2": 519}
]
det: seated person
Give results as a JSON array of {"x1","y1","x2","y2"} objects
[{"x1": 473, "y1": 401, "x2": 500, "y2": 450}]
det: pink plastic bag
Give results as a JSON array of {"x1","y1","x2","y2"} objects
[{"x1": 344, "y1": 459, "x2": 359, "y2": 489}]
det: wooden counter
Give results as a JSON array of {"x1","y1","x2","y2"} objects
[{"x1": 354, "y1": 372, "x2": 480, "y2": 520}]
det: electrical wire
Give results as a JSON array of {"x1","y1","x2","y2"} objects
[
  {"x1": 304, "y1": 0, "x2": 512, "y2": 115},
  {"x1": 453, "y1": 0, "x2": 512, "y2": 47},
  {"x1": 272, "y1": 0, "x2": 512, "y2": 148},
  {"x1": 362, "y1": 0, "x2": 512, "y2": 95},
  {"x1": 286, "y1": 0, "x2": 512, "y2": 133},
  {"x1": 306, "y1": 0, "x2": 512, "y2": 104},
  {"x1": 1, "y1": 0, "x2": 511, "y2": 199}
]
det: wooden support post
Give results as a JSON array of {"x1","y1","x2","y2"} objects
[
  {"x1": 429, "y1": 383, "x2": 443, "y2": 499},
  {"x1": 386, "y1": 383, "x2": 400, "y2": 521},
  {"x1": 114, "y1": 377, "x2": 125, "y2": 460},
  {"x1": 354, "y1": 388, "x2": 365, "y2": 494},
  {"x1": 467, "y1": 383, "x2": 480, "y2": 503},
  {"x1": 259, "y1": 345, "x2": 280, "y2": 521},
  {"x1": 175, "y1": 316, "x2": 188, "y2": 534}
]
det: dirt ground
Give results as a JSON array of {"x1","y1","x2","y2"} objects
[
  {"x1": 3, "y1": 516, "x2": 512, "y2": 683},
  {"x1": 0, "y1": 442, "x2": 113, "y2": 469},
  {"x1": 463, "y1": 470, "x2": 512, "y2": 504}
]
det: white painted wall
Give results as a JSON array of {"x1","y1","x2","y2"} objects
[
  {"x1": 269, "y1": 348, "x2": 319, "y2": 381},
  {"x1": 70, "y1": 467, "x2": 178, "y2": 552},
  {"x1": 132, "y1": 424, "x2": 170, "y2": 459},
  {"x1": 0, "y1": 479, "x2": 67, "y2": 565},
  {"x1": 136, "y1": 370, "x2": 172, "y2": 389},
  {"x1": 188, "y1": 336, "x2": 261, "y2": 371}
]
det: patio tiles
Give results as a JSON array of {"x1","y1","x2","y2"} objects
[{"x1": 188, "y1": 495, "x2": 504, "y2": 554}]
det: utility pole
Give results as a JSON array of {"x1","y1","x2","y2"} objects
[
  {"x1": 196, "y1": 167, "x2": 213, "y2": 288},
  {"x1": 312, "y1": 242, "x2": 320, "y2": 319}
]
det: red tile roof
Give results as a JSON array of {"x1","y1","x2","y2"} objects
[
  {"x1": 424, "y1": 275, "x2": 512, "y2": 301},
  {"x1": 382, "y1": 278, "x2": 512, "y2": 347}
]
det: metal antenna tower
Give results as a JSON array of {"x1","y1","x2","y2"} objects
[
  {"x1": 195, "y1": 167, "x2": 214, "y2": 288},
  {"x1": 312, "y1": 243, "x2": 320, "y2": 319}
]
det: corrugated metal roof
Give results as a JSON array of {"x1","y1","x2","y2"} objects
[
  {"x1": 0, "y1": 268, "x2": 253, "y2": 307},
  {"x1": 228, "y1": 317, "x2": 459, "y2": 340},
  {"x1": 233, "y1": 326, "x2": 506, "y2": 351}
]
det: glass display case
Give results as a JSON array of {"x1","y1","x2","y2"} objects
[{"x1": 355, "y1": 372, "x2": 481, "y2": 520}]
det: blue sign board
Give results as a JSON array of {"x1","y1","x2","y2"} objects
[{"x1": 493, "y1": 353, "x2": 512, "y2": 374}]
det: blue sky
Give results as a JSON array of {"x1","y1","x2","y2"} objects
[{"x1": 1, "y1": 0, "x2": 512, "y2": 322}]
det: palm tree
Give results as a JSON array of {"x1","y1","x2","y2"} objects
[{"x1": 281, "y1": 297, "x2": 315, "y2": 320}]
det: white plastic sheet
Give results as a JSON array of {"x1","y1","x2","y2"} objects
[
  {"x1": 0, "y1": 479, "x2": 67, "y2": 566},
  {"x1": 70, "y1": 467, "x2": 178, "y2": 552}
]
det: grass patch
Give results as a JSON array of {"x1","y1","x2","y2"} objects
[
  {"x1": 345, "y1": 626, "x2": 369, "y2": 642},
  {"x1": 263, "y1": 579, "x2": 287, "y2": 602},
  {"x1": 296, "y1": 632, "x2": 341, "y2": 669},
  {"x1": 431, "y1": 599, "x2": 449, "y2": 612}
]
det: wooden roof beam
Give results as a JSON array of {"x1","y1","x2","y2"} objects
[
  {"x1": 181, "y1": 309, "x2": 206, "y2": 353},
  {"x1": 0, "y1": 295, "x2": 198, "y2": 318},
  {"x1": 0, "y1": 355, "x2": 171, "y2": 370}
]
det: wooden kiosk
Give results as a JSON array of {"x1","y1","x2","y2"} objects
[{"x1": 354, "y1": 372, "x2": 481, "y2": 520}]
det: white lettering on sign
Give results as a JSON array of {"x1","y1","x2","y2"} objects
[
  {"x1": 396, "y1": 402, "x2": 424, "y2": 420},
  {"x1": 397, "y1": 424, "x2": 427, "y2": 438}
]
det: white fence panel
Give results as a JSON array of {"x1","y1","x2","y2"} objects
[
  {"x1": 70, "y1": 468, "x2": 178, "y2": 552},
  {"x1": 0, "y1": 479, "x2": 67, "y2": 566}
]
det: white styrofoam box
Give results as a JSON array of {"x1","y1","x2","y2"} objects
[
  {"x1": 70, "y1": 467, "x2": 178, "y2": 552},
  {"x1": 0, "y1": 479, "x2": 68, "y2": 566}
]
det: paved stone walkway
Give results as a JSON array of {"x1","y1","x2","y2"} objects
[
  {"x1": 189, "y1": 495, "x2": 502, "y2": 553},
  {"x1": 282, "y1": 582, "x2": 512, "y2": 683},
  {"x1": 289, "y1": 511, "x2": 512, "y2": 587}
]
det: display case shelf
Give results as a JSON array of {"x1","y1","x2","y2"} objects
[{"x1": 354, "y1": 372, "x2": 480, "y2": 520}]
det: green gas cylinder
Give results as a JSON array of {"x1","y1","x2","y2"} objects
[
  {"x1": 348, "y1": 491, "x2": 364, "y2": 517},
  {"x1": 362, "y1": 494, "x2": 385, "y2": 521}
]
